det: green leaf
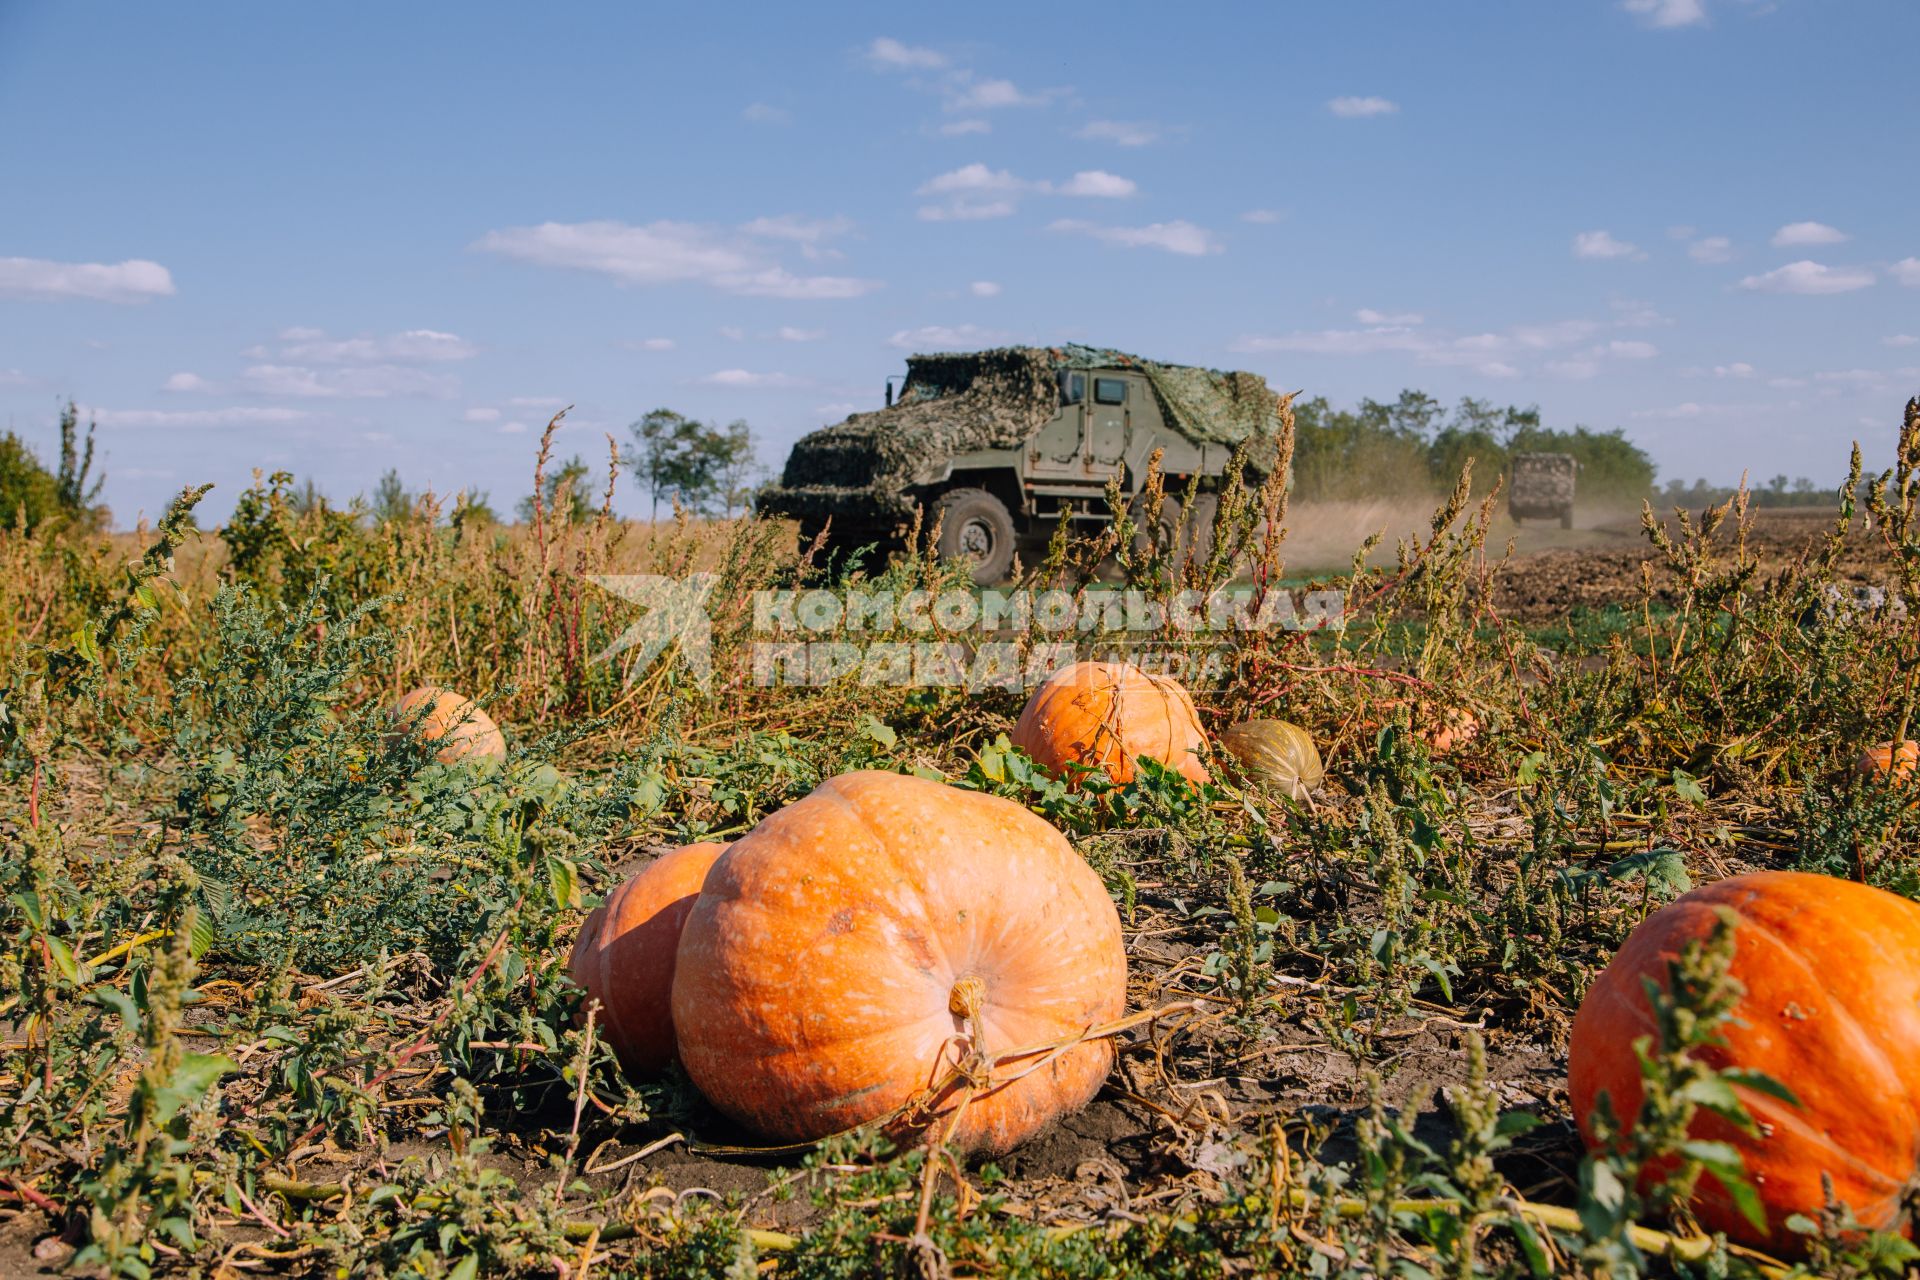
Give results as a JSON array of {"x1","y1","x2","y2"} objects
[
  {"x1": 1721, "y1": 1066, "x2": 1802, "y2": 1109},
  {"x1": 1508, "y1": 1211, "x2": 1552, "y2": 1277},
  {"x1": 189, "y1": 913, "x2": 217, "y2": 959},
  {"x1": 152, "y1": 1052, "x2": 236, "y2": 1122},
  {"x1": 546, "y1": 857, "x2": 580, "y2": 911},
  {"x1": 43, "y1": 934, "x2": 78, "y2": 983},
  {"x1": 1670, "y1": 768, "x2": 1708, "y2": 805},
  {"x1": 70, "y1": 624, "x2": 100, "y2": 665},
  {"x1": 448, "y1": 1256, "x2": 479, "y2": 1280}
]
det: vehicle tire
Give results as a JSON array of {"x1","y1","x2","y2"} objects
[
  {"x1": 1559, "y1": 509, "x2": 1573, "y2": 531},
  {"x1": 932, "y1": 488, "x2": 1017, "y2": 586}
]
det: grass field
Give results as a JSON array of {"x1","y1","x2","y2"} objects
[{"x1": 3, "y1": 408, "x2": 1919, "y2": 1278}]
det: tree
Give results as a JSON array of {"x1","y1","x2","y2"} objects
[
  {"x1": 712, "y1": 419, "x2": 762, "y2": 516},
  {"x1": 627, "y1": 409, "x2": 759, "y2": 517},
  {"x1": 518, "y1": 455, "x2": 596, "y2": 523},
  {"x1": 370, "y1": 469, "x2": 413, "y2": 524},
  {"x1": 0, "y1": 401, "x2": 108, "y2": 533}
]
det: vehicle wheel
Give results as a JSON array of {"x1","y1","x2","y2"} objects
[
  {"x1": 1559, "y1": 509, "x2": 1573, "y2": 530},
  {"x1": 932, "y1": 488, "x2": 1016, "y2": 585}
]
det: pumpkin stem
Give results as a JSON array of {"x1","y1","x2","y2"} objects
[{"x1": 948, "y1": 975, "x2": 986, "y2": 1028}]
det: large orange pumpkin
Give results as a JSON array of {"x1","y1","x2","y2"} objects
[
  {"x1": 1011, "y1": 661, "x2": 1210, "y2": 786},
  {"x1": 1855, "y1": 739, "x2": 1918, "y2": 786},
  {"x1": 671, "y1": 770, "x2": 1127, "y2": 1153},
  {"x1": 569, "y1": 842, "x2": 729, "y2": 1075},
  {"x1": 1569, "y1": 871, "x2": 1920, "y2": 1251},
  {"x1": 392, "y1": 686, "x2": 506, "y2": 764}
]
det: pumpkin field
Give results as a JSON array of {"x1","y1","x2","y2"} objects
[{"x1": 7, "y1": 402, "x2": 1920, "y2": 1280}]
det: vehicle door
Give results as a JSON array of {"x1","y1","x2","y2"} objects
[
  {"x1": 1085, "y1": 374, "x2": 1132, "y2": 478},
  {"x1": 1026, "y1": 371, "x2": 1088, "y2": 479}
]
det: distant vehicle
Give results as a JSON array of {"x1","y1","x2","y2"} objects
[
  {"x1": 1509, "y1": 452, "x2": 1577, "y2": 530},
  {"x1": 756, "y1": 345, "x2": 1290, "y2": 584}
]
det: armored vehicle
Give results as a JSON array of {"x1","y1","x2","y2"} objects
[
  {"x1": 1509, "y1": 452, "x2": 1576, "y2": 529},
  {"x1": 757, "y1": 345, "x2": 1289, "y2": 583}
]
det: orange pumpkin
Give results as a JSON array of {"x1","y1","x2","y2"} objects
[
  {"x1": 1568, "y1": 871, "x2": 1920, "y2": 1252},
  {"x1": 392, "y1": 686, "x2": 506, "y2": 764},
  {"x1": 671, "y1": 770, "x2": 1127, "y2": 1153},
  {"x1": 1370, "y1": 697, "x2": 1479, "y2": 756},
  {"x1": 1011, "y1": 661, "x2": 1209, "y2": 786},
  {"x1": 569, "y1": 842, "x2": 729, "y2": 1075},
  {"x1": 1855, "y1": 739, "x2": 1919, "y2": 785}
]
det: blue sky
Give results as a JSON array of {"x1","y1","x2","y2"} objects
[{"x1": 2, "y1": 0, "x2": 1916, "y2": 524}]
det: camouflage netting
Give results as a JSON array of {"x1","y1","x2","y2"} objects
[{"x1": 773, "y1": 346, "x2": 1285, "y2": 518}]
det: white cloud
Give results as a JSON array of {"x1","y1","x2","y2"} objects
[
  {"x1": 1573, "y1": 230, "x2": 1645, "y2": 261},
  {"x1": 916, "y1": 164, "x2": 1133, "y2": 217},
  {"x1": 1608, "y1": 339, "x2": 1659, "y2": 358},
  {"x1": 162, "y1": 372, "x2": 212, "y2": 393},
  {"x1": 888, "y1": 324, "x2": 1012, "y2": 350},
  {"x1": 83, "y1": 405, "x2": 309, "y2": 429},
  {"x1": 1770, "y1": 220, "x2": 1848, "y2": 247},
  {"x1": 948, "y1": 77, "x2": 1054, "y2": 110},
  {"x1": 1611, "y1": 299, "x2": 1673, "y2": 327},
  {"x1": 1048, "y1": 219, "x2": 1222, "y2": 256},
  {"x1": 1623, "y1": 0, "x2": 1707, "y2": 28},
  {"x1": 1634, "y1": 400, "x2": 1795, "y2": 422},
  {"x1": 918, "y1": 163, "x2": 1030, "y2": 195},
  {"x1": 464, "y1": 407, "x2": 501, "y2": 422},
  {"x1": 1813, "y1": 369, "x2": 1890, "y2": 385},
  {"x1": 274, "y1": 327, "x2": 476, "y2": 364},
  {"x1": 1667, "y1": 225, "x2": 1698, "y2": 240},
  {"x1": 918, "y1": 199, "x2": 1017, "y2": 222},
  {"x1": 625, "y1": 337, "x2": 676, "y2": 351},
  {"x1": 1738, "y1": 260, "x2": 1875, "y2": 294},
  {"x1": 475, "y1": 219, "x2": 880, "y2": 298},
  {"x1": 1328, "y1": 96, "x2": 1399, "y2": 118},
  {"x1": 698, "y1": 369, "x2": 807, "y2": 388},
  {"x1": 1714, "y1": 362, "x2": 1756, "y2": 377},
  {"x1": 0, "y1": 369, "x2": 31, "y2": 387},
  {"x1": 1688, "y1": 235, "x2": 1734, "y2": 263},
  {"x1": 1056, "y1": 170, "x2": 1137, "y2": 198},
  {"x1": 1356, "y1": 308, "x2": 1423, "y2": 325},
  {"x1": 1241, "y1": 209, "x2": 1282, "y2": 225},
  {"x1": 1234, "y1": 314, "x2": 1601, "y2": 378},
  {"x1": 1767, "y1": 376, "x2": 1809, "y2": 389},
  {"x1": 741, "y1": 214, "x2": 854, "y2": 245},
  {"x1": 1893, "y1": 258, "x2": 1920, "y2": 286},
  {"x1": 1885, "y1": 335, "x2": 1920, "y2": 348},
  {"x1": 718, "y1": 326, "x2": 746, "y2": 341},
  {"x1": 0, "y1": 256, "x2": 175, "y2": 303},
  {"x1": 938, "y1": 119, "x2": 990, "y2": 136},
  {"x1": 777, "y1": 326, "x2": 826, "y2": 342},
  {"x1": 866, "y1": 37, "x2": 945, "y2": 70},
  {"x1": 498, "y1": 421, "x2": 528, "y2": 434},
  {"x1": 969, "y1": 280, "x2": 1002, "y2": 297},
  {"x1": 239, "y1": 364, "x2": 458, "y2": 399},
  {"x1": 741, "y1": 102, "x2": 789, "y2": 125},
  {"x1": 1075, "y1": 119, "x2": 1163, "y2": 146}
]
